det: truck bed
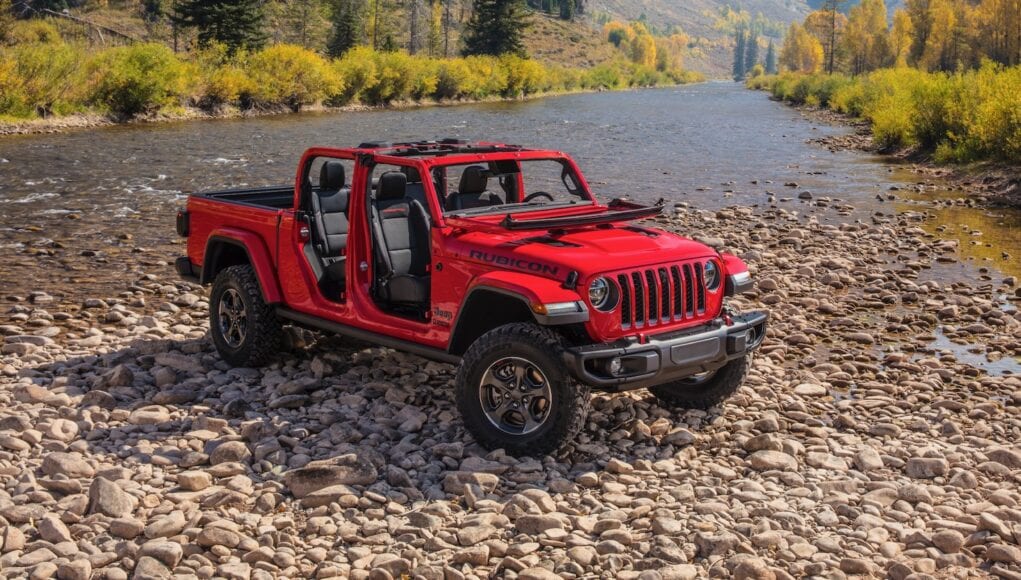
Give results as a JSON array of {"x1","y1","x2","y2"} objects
[{"x1": 201, "y1": 186, "x2": 294, "y2": 209}]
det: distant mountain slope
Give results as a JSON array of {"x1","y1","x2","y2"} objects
[{"x1": 587, "y1": 0, "x2": 813, "y2": 77}]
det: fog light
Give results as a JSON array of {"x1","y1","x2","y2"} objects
[{"x1": 608, "y1": 357, "x2": 623, "y2": 376}]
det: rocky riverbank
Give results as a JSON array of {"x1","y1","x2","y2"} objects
[
  {"x1": 793, "y1": 107, "x2": 1021, "y2": 209},
  {"x1": 0, "y1": 199, "x2": 1019, "y2": 580}
]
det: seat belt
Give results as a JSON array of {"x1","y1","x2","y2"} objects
[
  {"x1": 369, "y1": 199, "x2": 395, "y2": 281},
  {"x1": 308, "y1": 190, "x2": 329, "y2": 255}
]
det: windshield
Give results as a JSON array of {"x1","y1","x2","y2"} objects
[{"x1": 435, "y1": 158, "x2": 592, "y2": 215}]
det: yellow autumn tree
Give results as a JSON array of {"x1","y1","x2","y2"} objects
[
  {"x1": 975, "y1": 0, "x2": 1021, "y2": 65},
  {"x1": 842, "y1": 0, "x2": 891, "y2": 74},
  {"x1": 804, "y1": 9, "x2": 848, "y2": 73},
  {"x1": 603, "y1": 21, "x2": 632, "y2": 48},
  {"x1": 890, "y1": 8, "x2": 914, "y2": 67},
  {"x1": 780, "y1": 22, "x2": 825, "y2": 73},
  {"x1": 628, "y1": 23, "x2": 657, "y2": 67}
]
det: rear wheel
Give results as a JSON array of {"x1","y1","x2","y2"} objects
[
  {"x1": 649, "y1": 355, "x2": 750, "y2": 409},
  {"x1": 455, "y1": 323, "x2": 590, "y2": 457},
  {"x1": 209, "y1": 265, "x2": 284, "y2": 367}
]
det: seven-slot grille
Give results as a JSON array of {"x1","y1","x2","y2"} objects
[{"x1": 616, "y1": 261, "x2": 708, "y2": 329}]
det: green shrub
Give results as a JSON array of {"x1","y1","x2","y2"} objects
[
  {"x1": 246, "y1": 44, "x2": 341, "y2": 111},
  {"x1": 757, "y1": 66, "x2": 1021, "y2": 163},
  {"x1": 203, "y1": 63, "x2": 255, "y2": 108},
  {"x1": 969, "y1": 64, "x2": 1021, "y2": 161},
  {"x1": 583, "y1": 63, "x2": 623, "y2": 89},
  {"x1": 7, "y1": 20, "x2": 62, "y2": 44},
  {"x1": 333, "y1": 46, "x2": 378, "y2": 104},
  {"x1": 407, "y1": 55, "x2": 438, "y2": 100},
  {"x1": 0, "y1": 41, "x2": 84, "y2": 117},
  {"x1": 362, "y1": 50, "x2": 413, "y2": 105},
  {"x1": 88, "y1": 43, "x2": 188, "y2": 118},
  {"x1": 434, "y1": 59, "x2": 471, "y2": 100},
  {"x1": 502, "y1": 54, "x2": 547, "y2": 96}
]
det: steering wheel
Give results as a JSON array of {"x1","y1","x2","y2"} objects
[{"x1": 523, "y1": 191, "x2": 554, "y2": 203}]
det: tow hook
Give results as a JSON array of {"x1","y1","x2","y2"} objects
[{"x1": 722, "y1": 305, "x2": 736, "y2": 326}]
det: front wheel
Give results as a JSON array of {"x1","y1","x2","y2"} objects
[
  {"x1": 209, "y1": 264, "x2": 285, "y2": 368},
  {"x1": 649, "y1": 355, "x2": 750, "y2": 409},
  {"x1": 455, "y1": 323, "x2": 590, "y2": 457}
]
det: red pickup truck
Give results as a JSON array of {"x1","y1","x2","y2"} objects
[{"x1": 176, "y1": 139, "x2": 766, "y2": 455}]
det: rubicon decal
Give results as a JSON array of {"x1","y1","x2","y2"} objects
[{"x1": 468, "y1": 250, "x2": 560, "y2": 276}]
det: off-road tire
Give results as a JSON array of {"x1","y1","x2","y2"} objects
[
  {"x1": 649, "y1": 355, "x2": 750, "y2": 409},
  {"x1": 455, "y1": 323, "x2": 590, "y2": 457},
  {"x1": 209, "y1": 265, "x2": 284, "y2": 367}
]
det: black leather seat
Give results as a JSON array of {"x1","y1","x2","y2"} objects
[
  {"x1": 402, "y1": 166, "x2": 428, "y2": 209},
  {"x1": 311, "y1": 161, "x2": 350, "y2": 284},
  {"x1": 444, "y1": 165, "x2": 503, "y2": 211},
  {"x1": 372, "y1": 172, "x2": 431, "y2": 306}
]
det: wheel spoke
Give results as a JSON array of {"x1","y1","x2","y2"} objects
[
  {"x1": 490, "y1": 397, "x2": 516, "y2": 418},
  {"x1": 479, "y1": 356, "x2": 554, "y2": 436},
  {"x1": 513, "y1": 364, "x2": 526, "y2": 388},
  {"x1": 218, "y1": 288, "x2": 248, "y2": 349},
  {"x1": 522, "y1": 407, "x2": 544, "y2": 432}
]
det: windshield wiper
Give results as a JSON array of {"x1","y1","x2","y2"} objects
[{"x1": 446, "y1": 200, "x2": 585, "y2": 217}]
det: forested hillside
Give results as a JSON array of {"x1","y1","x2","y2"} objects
[
  {"x1": 587, "y1": 0, "x2": 812, "y2": 75},
  {"x1": 2, "y1": 0, "x2": 819, "y2": 79}
]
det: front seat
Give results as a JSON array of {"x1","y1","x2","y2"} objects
[
  {"x1": 444, "y1": 165, "x2": 503, "y2": 211},
  {"x1": 311, "y1": 161, "x2": 350, "y2": 284},
  {"x1": 402, "y1": 165, "x2": 428, "y2": 208},
  {"x1": 372, "y1": 172, "x2": 431, "y2": 306}
]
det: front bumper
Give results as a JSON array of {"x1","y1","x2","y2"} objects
[{"x1": 563, "y1": 310, "x2": 768, "y2": 391}]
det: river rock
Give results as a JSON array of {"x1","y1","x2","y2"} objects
[
  {"x1": 905, "y1": 457, "x2": 949, "y2": 479},
  {"x1": 749, "y1": 450, "x2": 798, "y2": 471},
  {"x1": 283, "y1": 453, "x2": 378, "y2": 497},
  {"x1": 42, "y1": 452, "x2": 94, "y2": 478},
  {"x1": 88, "y1": 477, "x2": 137, "y2": 517},
  {"x1": 128, "y1": 405, "x2": 171, "y2": 425},
  {"x1": 209, "y1": 441, "x2": 251, "y2": 465}
]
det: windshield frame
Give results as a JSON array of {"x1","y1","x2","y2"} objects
[{"x1": 371, "y1": 150, "x2": 598, "y2": 226}]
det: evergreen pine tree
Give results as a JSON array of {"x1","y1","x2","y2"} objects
[
  {"x1": 173, "y1": 0, "x2": 268, "y2": 53},
  {"x1": 328, "y1": 0, "x2": 363, "y2": 56},
  {"x1": 461, "y1": 0, "x2": 529, "y2": 56},
  {"x1": 744, "y1": 33, "x2": 759, "y2": 73},
  {"x1": 732, "y1": 28, "x2": 746, "y2": 80},
  {"x1": 765, "y1": 38, "x2": 778, "y2": 73},
  {"x1": 141, "y1": 0, "x2": 163, "y2": 24},
  {"x1": 559, "y1": 0, "x2": 574, "y2": 20}
]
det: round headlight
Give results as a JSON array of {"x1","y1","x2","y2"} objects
[
  {"x1": 588, "y1": 277, "x2": 618, "y2": 311},
  {"x1": 704, "y1": 261, "x2": 721, "y2": 292}
]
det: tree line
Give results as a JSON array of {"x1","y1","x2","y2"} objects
[
  {"x1": 778, "y1": 0, "x2": 1021, "y2": 75},
  {"x1": 732, "y1": 28, "x2": 777, "y2": 80},
  {"x1": 1, "y1": 0, "x2": 548, "y2": 59}
]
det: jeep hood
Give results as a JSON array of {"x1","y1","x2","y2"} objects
[{"x1": 445, "y1": 222, "x2": 718, "y2": 282}]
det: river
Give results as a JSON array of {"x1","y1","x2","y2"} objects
[{"x1": 0, "y1": 81, "x2": 1018, "y2": 314}]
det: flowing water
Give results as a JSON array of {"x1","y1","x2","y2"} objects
[{"x1": 0, "y1": 82, "x2": 1017, "y2": 352}]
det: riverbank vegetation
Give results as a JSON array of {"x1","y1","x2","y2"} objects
[
  {"x1": 751, "y1": 66, "x2": 1021, "y2": 163},
  {"x1": 0, "y1": 0, "x2": 701, "y2": 126},
  {"x1": 745, "y1": 0, "x2": 1021, "y2": 165},
  {"x1": 0, "y1": 32, "x2": 699, "y2": 122}
]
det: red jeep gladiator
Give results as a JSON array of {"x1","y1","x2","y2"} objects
[{"x1": 176, "y1": 139, "x2": 767, "y2": 455}]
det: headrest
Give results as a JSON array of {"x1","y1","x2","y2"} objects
[
  {"x1": 320, "y1": 161, "x2": 346, "y2": 191},
  {"x1": 458, "y1": 165, "x2": 488, "y2": 195},
  {"x1": 378, "y1": 171, "x2": 407, "y2": 200},
  {"x1": 401, "y1": 166, "x2": 422, "y2": 183}
]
